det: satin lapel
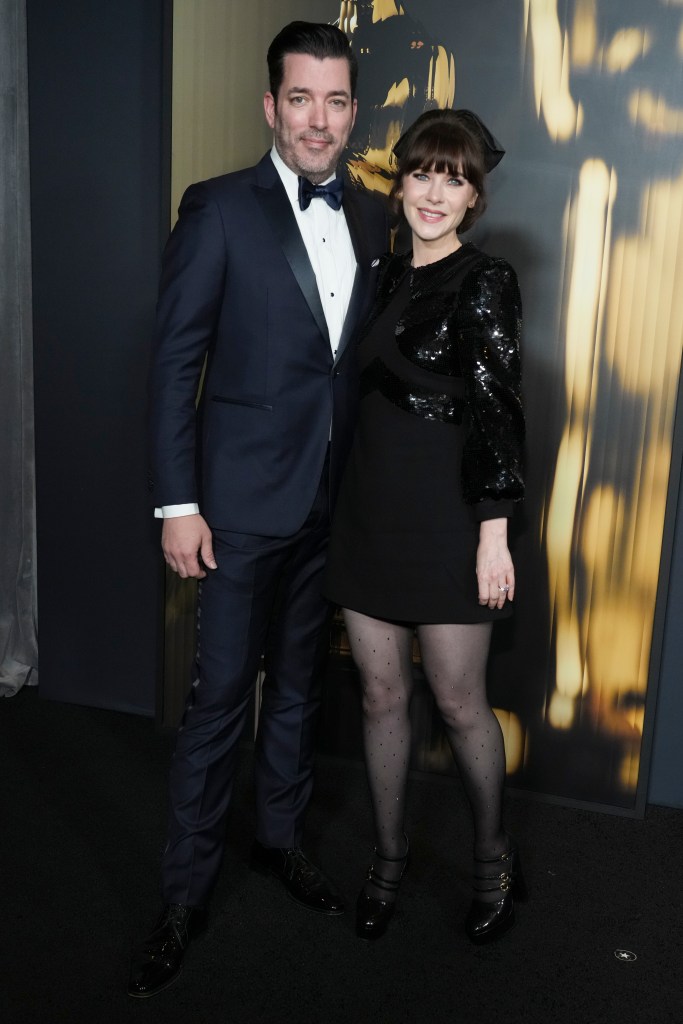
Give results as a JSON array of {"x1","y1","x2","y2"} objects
[
  {"x1": 334, "y1": 188, "x2": 370, "y2": 366},
  {"x1": 334, "y1": 266, "x2": 362, "y2": 366},
  {"x1": 251, "y1": 170, "x2": 329, "y2": 346}
]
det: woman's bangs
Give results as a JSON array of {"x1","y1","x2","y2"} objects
[{"x1": 402, "y1": 127, "x2": 476, "y2": 181}]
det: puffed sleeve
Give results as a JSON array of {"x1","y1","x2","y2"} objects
[{"x1": 458, "y1": 258, "x2": 525, "y2": 520}]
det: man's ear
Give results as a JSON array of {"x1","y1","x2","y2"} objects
[{"x1": 263, "y1": 92, "x2": 276, "y2": 130}]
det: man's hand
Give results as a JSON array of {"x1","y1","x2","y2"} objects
[{"x1": 161, "y1": 514, "x2": 217, "y2": 579}]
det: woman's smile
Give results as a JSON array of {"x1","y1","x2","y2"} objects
[{"x1": 401, "y1": 167, "x2": 478, "y2": 264}]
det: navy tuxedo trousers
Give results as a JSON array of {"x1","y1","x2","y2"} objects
[{"x1": 161, "y1": 454, "x2": 332, "y2": 907}]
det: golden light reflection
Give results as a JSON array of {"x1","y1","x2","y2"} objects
[
  {"x1": 338, "y1": 2, "x2": 357, "y2": 34},
  {"x1": 582, "y1": 168, "x2": 683, "y2": 777},
  {"x1": 531, "y1": 0, "x2": 683, "y2": 795},
  {"x1": 341, "y1": 1, "x2": 456, "y2": 194},
  {"x1": 383, "y1": 77, "x2": 410, "y2": 107},
  {"x1": 493, "y1": 709, "x2": 524, "y2": 774},
  {"x1": 432, "y1": 46, "x2": 456, "y2": 108},
  {"x1": 544, "y1": 158, "x2": 616, "y2": 730},
  {"x1": 372, "y1": 0, "x2": 401, "y2": 22},
  {"x1": 525, "y1": 0, "x2": 584, "y2": 139},
  {"x1": 604, "y1": 29, "x2": 652, "y2": 72},
  {"x1": 570, "y1": 0, "x2": 597, "y2": 67},
  {"x1": 628, "y1": 89, "x2": 683, "y2": 134}
]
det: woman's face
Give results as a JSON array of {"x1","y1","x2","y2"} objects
[{"x1": 400, "y1": 166, "x2": 478, "y2": 252}]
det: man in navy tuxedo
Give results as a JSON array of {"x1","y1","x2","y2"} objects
[{"x1": 128, "y1": 22, "x2": 388, "y2": 998}]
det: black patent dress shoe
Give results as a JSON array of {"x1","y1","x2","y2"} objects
[
  {"x1": 356, "y1": 840, "x2": 409, "y2": 941},
  {"x1": 465, "y1": 840, "x2": 528, "y2": 945},
  {"x1": 127, "y1": 903, "x2": 203, "y2": 998},
  {"x1": 250, "y1": 841, "x2": 345, "y2": 915}
]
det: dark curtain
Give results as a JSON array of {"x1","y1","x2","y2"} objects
[{"x1": 0, "y1": 0, "x2": 38, "y2": 696}]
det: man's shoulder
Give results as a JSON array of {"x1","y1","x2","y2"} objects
[
  {"x1": 344, "y1": 184, "x2": 389, "y2": 250},
  {"x1": 185, "y1": 154, "x2": 272, "y2": 199},
  {"x1": 345, "y1": 182, "x2": 386, "y2": 218}
]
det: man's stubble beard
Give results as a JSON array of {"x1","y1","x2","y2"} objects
[{"x1": 274, "y1": 120, "x2": 345, "y2": 184}]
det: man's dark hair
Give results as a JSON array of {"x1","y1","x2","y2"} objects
[{"x1": 267, "y1": 21, "x2": 358, "y2": 102}]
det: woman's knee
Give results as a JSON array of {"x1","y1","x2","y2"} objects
[
  {"x1": 360, "y1": 673, "x2": 410, "y2": 717},
  {"x1": 433, "y1": 691, "x2": 487, "y2": 732}
]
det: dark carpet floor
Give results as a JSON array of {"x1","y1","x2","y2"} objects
[{"x1": 2, "y1": 686, "x2": 682, "y2": 1024}]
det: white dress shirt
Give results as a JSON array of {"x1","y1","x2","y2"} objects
[{"x1": 157, "y1": 146, "x2": 357, "y2": 519}]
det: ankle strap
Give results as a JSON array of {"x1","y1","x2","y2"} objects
[
  {"x1": 373, "y1": 836, "x2": 409, "y2": 863},
  {"x1": 473, "y1": 848, "x2": 512, "y2": 865},
  {"x1": 473, "y1": 872, "x2": 511, "y2": 894},
  {"x1": 367, "y1": 867, "x2": 402, "y2": 892},
  {"x1": 374, "y1": 850, "x2": 408, "y2": 864}
]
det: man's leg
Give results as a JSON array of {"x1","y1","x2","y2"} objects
[
  {"x1": 254, "y1": 503, "x2": 331, "y2": 849},
  {"x1": 129, "y1": 533, "x2": 281, "y2": 999},
  {"x1": 161, "y1": 529, "x2": 287, "y2": 907},
  {"x1": 248, "y1": 456, "x2": 344, "y2": 914},
  {"x1": 253, "y1": 446, "x2": 335, "y2": 845}
]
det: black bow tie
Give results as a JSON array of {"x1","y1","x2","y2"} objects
[{"x1": 298, "y1": 176, "x2": 344, "y2": 211}]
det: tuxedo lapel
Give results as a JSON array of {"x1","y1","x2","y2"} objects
[
  {"x1": 251, "y1": 157, "x2": 329, "y2": 346},
  {"x1": 343, "y1": 186, "x2": 372, "y2": 270},
  {"x1": 333, "y1": 187, "x2": 370, "y2": 366}
]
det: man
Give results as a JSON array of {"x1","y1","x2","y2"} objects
[{"x1": 128, "y1": 22, "x2": 388, "y2": 998}]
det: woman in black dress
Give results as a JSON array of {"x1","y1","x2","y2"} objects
[{"x1": 324, "y1": 109, "x2": 526, "y2": 944}]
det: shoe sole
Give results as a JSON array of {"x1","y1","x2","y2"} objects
[
  {"x1": 356, "y1": 925, "x2": 390, "y2": 940},
  {"x1": 287, "y1": 889, "x2": 345, "y2": 915},
  {"x1": 127, "y1": 967, "x2": 183, "y2": 999}
]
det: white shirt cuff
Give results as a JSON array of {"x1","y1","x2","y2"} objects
[{"x1": 154, "y1": 503, "x2": 200, "y2": 519}]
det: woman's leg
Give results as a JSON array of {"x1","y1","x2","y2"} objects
[
  {"x1": 343, "y1": 609, "x2": 414, "y2": 898},
  {"x1": 416, "y1": 622, "x2": 507, "y2": 864}
]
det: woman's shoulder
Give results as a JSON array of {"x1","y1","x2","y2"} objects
[
  {"x1": 458, "y1": 247, "x2": 522, "y2": 325},
  {"x1": 463, "y1": 245, "x2": 517, "y2": 278},
  {"x1": 459, "y1": 246, "x2": 520, "y2": 300}
]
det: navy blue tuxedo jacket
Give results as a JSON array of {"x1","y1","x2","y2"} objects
[{"x1": 149, "y1": 152, "x2": 388, "y2": 536}]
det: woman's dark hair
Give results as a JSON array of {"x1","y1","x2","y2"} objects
[
  {"x1": 391, "y1": 121, "x2": 488, "y2": 233},
  {"x1": 267, "y1": 22, "x2": 358, "y2": 102}
]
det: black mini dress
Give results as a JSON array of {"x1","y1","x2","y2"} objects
[{"x1": 324, "y1": 242, "x2": 525, "y2": 624}]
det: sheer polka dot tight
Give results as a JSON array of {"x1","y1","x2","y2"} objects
[
  {"x1": 417, "y1": 622, "x2": 506, "y2": 861},
  {"x1": 343, "y1": 611, "x2": 507, "y2": 900},
  {"x1": 343, "y1": 610, "x2": 413, "y2": 900}
]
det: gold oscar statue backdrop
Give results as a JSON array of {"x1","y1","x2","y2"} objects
[{"x1": 168, "y1": 0, "x2": 683, "y2": 814}]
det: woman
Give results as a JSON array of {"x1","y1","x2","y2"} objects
[{"x1": 324, "y1": 109, "x2": 526, "y2": 944}]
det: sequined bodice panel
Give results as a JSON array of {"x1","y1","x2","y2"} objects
[
  {"x1": 357, "y1": 243, "x2": 525, "y2": 506},
  {"x1": 360, "y1": 273, "x2": 466, "y2": 424},
  {"x1": 396, "y1": 290, "x2": 463, "y2": 377}
]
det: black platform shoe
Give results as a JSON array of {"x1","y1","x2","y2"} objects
[
  {"x1": 465, "y1": 840, "x2": 527, "y2": 945},
  {"x1": 356, "y1": 840, "x2": 409, "y2": 941}
]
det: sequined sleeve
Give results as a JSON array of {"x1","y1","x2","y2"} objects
[{"x1": 458, "y1": 259, "x2": 525, "y2": 517}]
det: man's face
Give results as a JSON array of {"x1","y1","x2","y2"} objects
[{"x1": 264, "y1": 53, "x2": 357, "y2": 183}]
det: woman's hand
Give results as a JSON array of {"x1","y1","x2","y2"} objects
[{"x1": 476, "y1": 517, "x2": 515, "y2": 609}]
